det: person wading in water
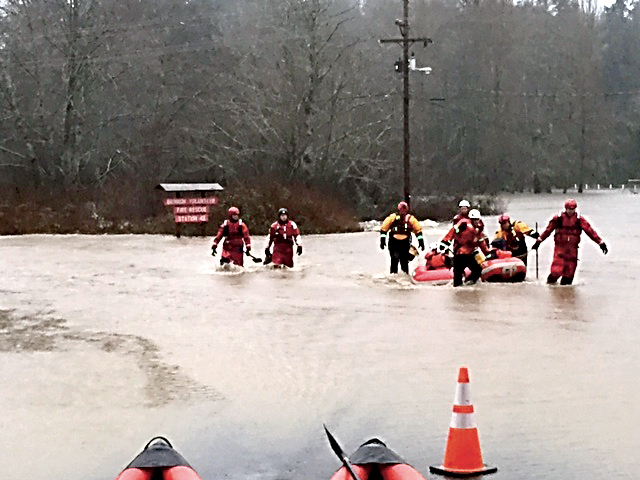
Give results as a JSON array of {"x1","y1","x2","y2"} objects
[
  {"x1": 532, "y1": 198, "x2": 608, "y2": 285},
  {"x1": 379, "y1": 202, "x2": 425, "y2": 274}
]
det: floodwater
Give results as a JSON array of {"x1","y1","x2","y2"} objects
[{"x1": 0, "y1": 191, "x2": 637, "y2": 480}]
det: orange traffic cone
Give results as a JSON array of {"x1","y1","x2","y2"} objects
[{"x1": 429, "y1": 366, "x2": 497, "y2": 477}]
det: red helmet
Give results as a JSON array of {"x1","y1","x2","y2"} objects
[
  {"x1": 227, "y1": 206, "x2": 240, "y2": 216},
  {"x1": 397, "y1": 201, "x2": 409, "y2": 214},
  {"x1": 498, "y1": 213, "x2": 510, "y2": 224},
  {"x1": 564, "y1": 199, "x2": 577, "y2": 210}
]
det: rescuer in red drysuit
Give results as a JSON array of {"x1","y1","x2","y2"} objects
[
  {"x1": 532, "y1": 198, "x2": 608, "y2": 285},
  {"x1": 211, "y1": 206, "x2": 252, "y2": 266},
  {"x1": 264, "y1": 208, "x2": 302, "y2": 268},
  {"x1": 443, "y1": 199, "x2": 489, "y2": 250},
  {"x1": 444, "y1": 209, "x2": 490, "y2": 286}
]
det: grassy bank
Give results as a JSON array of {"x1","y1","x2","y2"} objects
[
  {"x1": 0, "y1": 183, "x2": 504, "y2": 236},
  {"x1": 0, "y1": 182, "x2": 362, "y2": 236}
]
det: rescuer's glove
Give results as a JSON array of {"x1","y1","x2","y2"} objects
[
  {"x1": 245, "y1": 246, "x2": 251, "y2": 254},
  {"x1": 418, "y1": 238, "x2": 425, "y2": 251},
  {"x1": 297, "y1": 245, "x2": 303, "y2": 255},
  {"x1": 211, "y1": 245, "x2": 217, "y2": 256},
  {"x1": 530, "y1": 231, "x2": 540, "y2": 239},
  {"x1": 532, "y1": 241, "x2": 541, "y2": 250},
  {"x1": 600, "y1": 242, "x2": 608, "y2": 255},
  {"x1": 380, "y1": 236, "x2": 386, "y2": 250}
]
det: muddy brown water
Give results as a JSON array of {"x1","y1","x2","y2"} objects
[{"x1": 0, "y1": 191, "x2": 637, "y2": 480}]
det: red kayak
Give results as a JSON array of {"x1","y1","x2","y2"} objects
[
  {"x1": 329, "y1": 438, "x2": 426, "y2": 480},
  {"x1": 115, "y1": 437, "x2": 201, "y2": 480}
]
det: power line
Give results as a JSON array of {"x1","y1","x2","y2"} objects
[{"x1": 413, "y1": 86, "x2": 640, "y2": 99}]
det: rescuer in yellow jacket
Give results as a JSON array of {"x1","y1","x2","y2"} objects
[
  {"x1": 380, "y1": 201, "x2": 425, "y2": 274},
  {"x1": 492, "y1": 213, "x2": 539, "y2": 265}
]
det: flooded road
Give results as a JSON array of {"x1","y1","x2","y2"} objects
[{"x1": 0, "y1": 191, "x2": 637, "y2": 480}]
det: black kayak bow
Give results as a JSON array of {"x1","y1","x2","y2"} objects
[{"x1": 324, "y1": 425, "x2": 363, "y2": 480}]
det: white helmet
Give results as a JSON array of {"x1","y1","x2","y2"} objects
[
  {"x1": 437, "y1": 242, "x2": 451, "y2": 254},
  {"x1": 429, "y1": 242, "x2": 439, "y2": 251},
  {"x1": 469, "y1": 209, "x2": 481, "y2": 219},
  {"x1": 458, "y1": 200, "x2": 471, "y2": 208}
]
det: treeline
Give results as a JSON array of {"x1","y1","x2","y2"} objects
[{"x1": 0, "y1": 0, "x2": 639, "y2": 232}]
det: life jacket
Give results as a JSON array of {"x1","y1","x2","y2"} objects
[
  {"x1": 222, "y1": 219, "x2": 245, "y2": 239},
  {"x1": 271, "y1": 220, "x2": 298, "y2": 245},
  {"x1": 554, "y1": 211, "x2": 583, "y2": 247},
  {"x1": 425, "y1": 251, "x2": 448, "y2": 270},
  {"x1": 391, "y1": 214, "x2": 412, "y2": 236}
]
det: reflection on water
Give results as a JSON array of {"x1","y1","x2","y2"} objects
[
  {"x1": 1, "y1": 192, "x2": 639, "y2": 480},
  {"x1": 547, "y1": 285, "x2": 587, "y2": 328}
]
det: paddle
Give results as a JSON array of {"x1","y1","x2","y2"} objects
[
  {"x1": 245, "y1": 249, "x2": 263, "y2": 263},
  {"x1": 324, "y1": 425, "x2": 363, "y2": 480},
  {"x1": 535, "y1": 222, "x2": 539, "y2": 279}
]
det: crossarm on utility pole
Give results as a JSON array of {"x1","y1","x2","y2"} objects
[{"x1": 379, "y1": 38, "x2": 433, "y2": 46}]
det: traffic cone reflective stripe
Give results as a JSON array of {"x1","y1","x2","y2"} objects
[
  {"x1": 452, "y1": 405, "x2": 474, "y2": 414},
  {"x1": 430, "y1": 366, "x2": 497, "y2": 477}
]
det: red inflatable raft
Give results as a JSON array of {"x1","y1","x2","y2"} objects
[
  {"x1": 411, "y1": 265, "x2": 453, "y2": 285},
  {"x1": 410, "y1": 245, "x2": 454, "y2": 285},
  {"x1": 115, "y1": 437, "x2": 201, "y2": 480},
  {"x1": 329, "y1": 438, "x2": 426, "y2": 480},
  {"x1": 412, "y1": 248, "x2": 527, "y2": 284},
  {"x1": 480, "y1": 252, "x2": 527, "y2": 283}
]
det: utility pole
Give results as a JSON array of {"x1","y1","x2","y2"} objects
[{"x1": 379, "y1": 0, "x2": 431, "y2": 207}]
